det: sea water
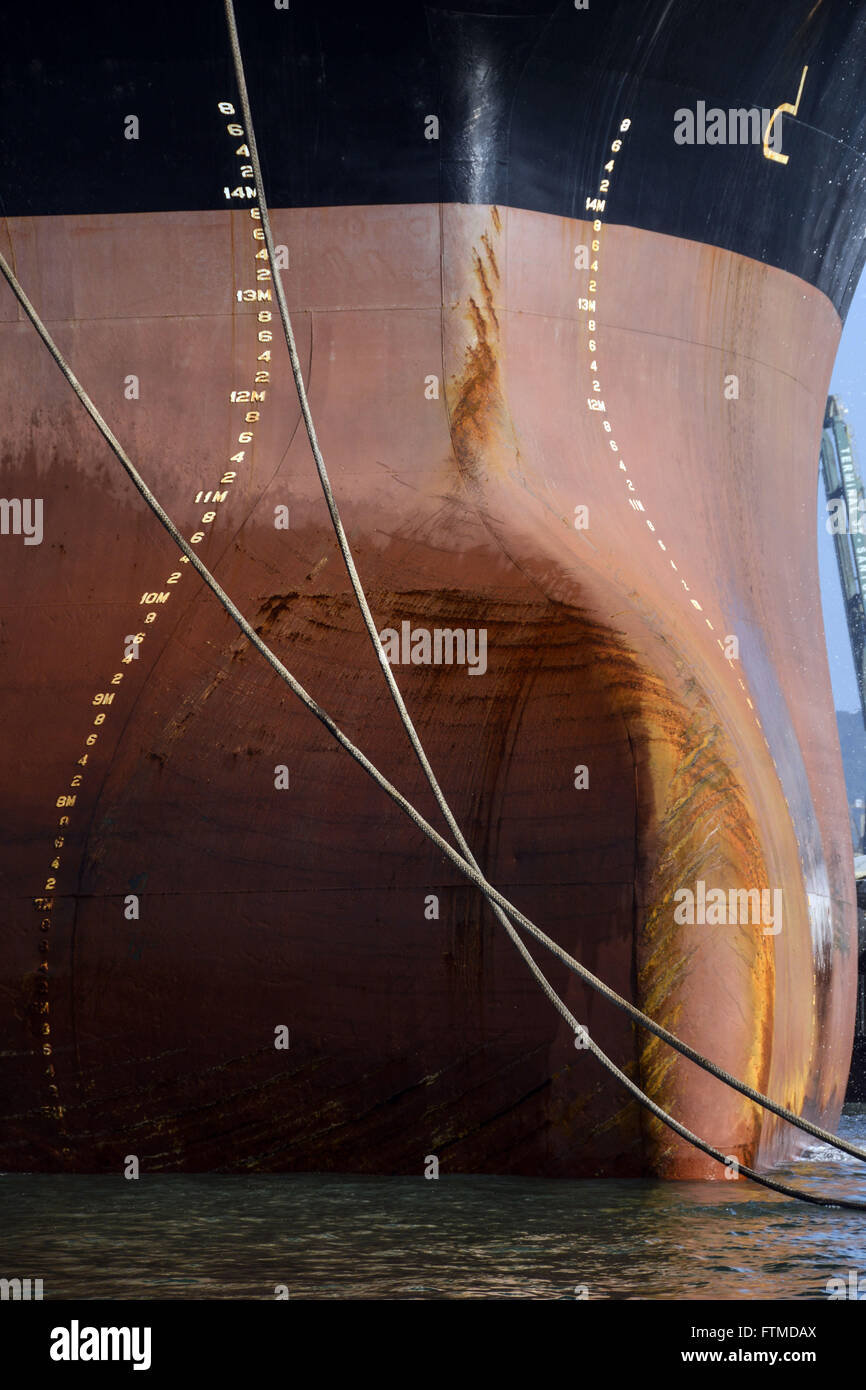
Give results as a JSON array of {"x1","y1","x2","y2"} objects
[{"x1": 2, "y1": 1107, "x2": 865, "y2": 1300}]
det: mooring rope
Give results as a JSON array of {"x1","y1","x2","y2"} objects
[
  {"x1": 1, "y1": 20, "x2": 862, "y2": 1206},
  {"x1": 3, "y1": 241, "x2": 863, "y2": 1208},
  {"x1": 219, "y1": 0, "x2": 866, "y2": 1206}
]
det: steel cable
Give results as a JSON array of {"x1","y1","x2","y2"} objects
[
  {"x1": 3, "y1": 240, "x2": 863, "y2": 1207},
  {"x1": 0, "y1": 24, "x2": 860, "y2": 1207},
  {"x1": 220, "y1": 0, "x2": 866, "y2": 1203}
]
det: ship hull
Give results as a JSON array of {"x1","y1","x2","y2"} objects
[
  {"x1": 0, "y1": 199, "x2": 856, "y2": 1175},
  {"x1": 2, "y1": 0, "x2": 866, "y2": 1177}
]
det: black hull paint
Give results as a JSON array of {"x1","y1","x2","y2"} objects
[{"x1": 2, "y1": 1, "x2": 866, "y2": 311}]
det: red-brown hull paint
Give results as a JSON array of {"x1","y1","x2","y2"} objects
[{"x1": 0, "y1": 204, "x2": 855, "y2": 1176}]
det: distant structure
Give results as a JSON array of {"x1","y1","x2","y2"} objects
[
  {"x1": 821, "y1": 396, "x2": 866, "y2": 1097},
  {"x1": 821, "y1": 396, "x2": 866, "y2": 747}
]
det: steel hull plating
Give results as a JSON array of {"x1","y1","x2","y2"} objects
[
  {"x1": 0, "y1": 201, "x2": 856, "y2": 1174},
  {"x1": 3, "y1": 0, "x2": 866, "y2": 1176}
]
